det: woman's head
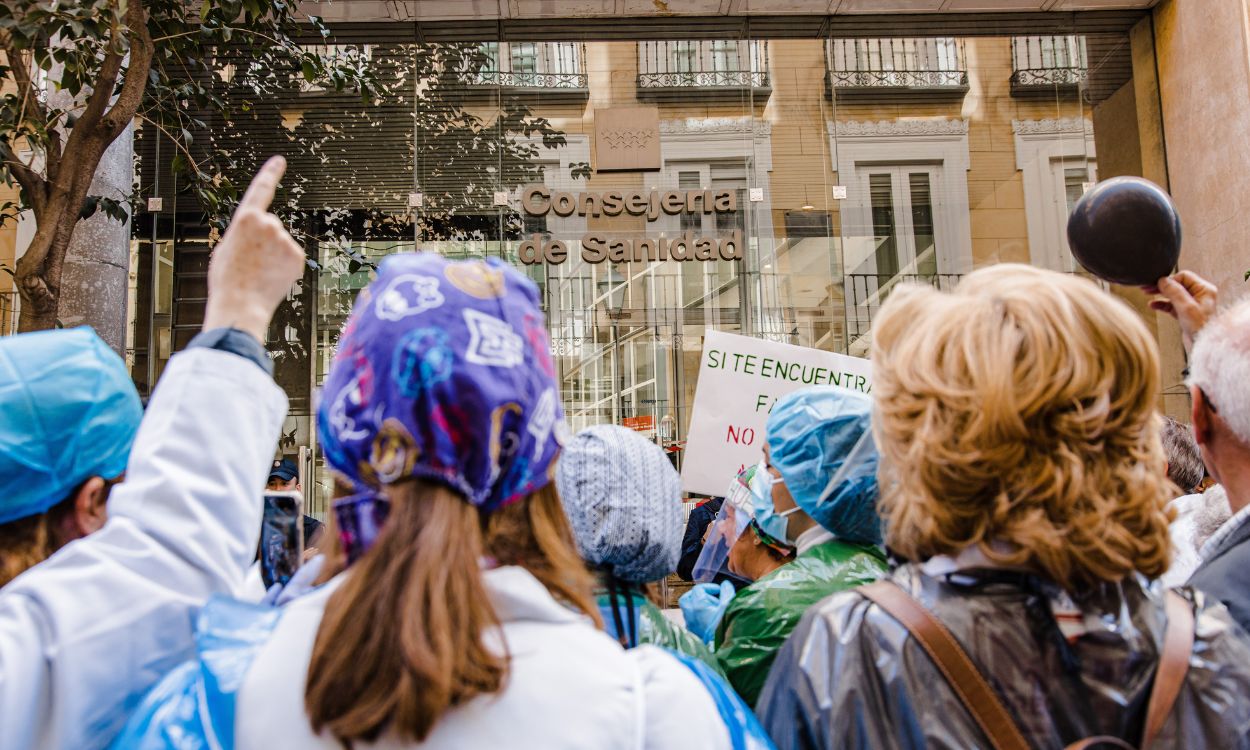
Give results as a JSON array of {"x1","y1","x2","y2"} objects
[
  {"x1": 871, "y1": 264, "x2": 1173, "y2": 590},
  {"x1": 556, "y1": 424, "x2": 683, "y2": 584},
  {"x1": 307, "y1": 253, "x2": 594, "y2": 745},
  {"x1": 727, "y1": 520, "x2": 795, "y2": 581},
  {"x1": 764, "y1": 387, "x2": 881, "y2": 546},
  {"x1": 318, "y1": 254, "x2": 567, "y2": 518}
]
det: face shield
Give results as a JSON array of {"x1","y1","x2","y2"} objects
[{"x1": 691, "y1": 467, "x2": 757, "y2": 583}]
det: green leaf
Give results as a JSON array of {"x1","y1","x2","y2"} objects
[{"x1": 300, "y1": 57, "x2": 316, "y2": 82}]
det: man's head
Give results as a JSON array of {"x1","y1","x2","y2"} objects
[
  {"x1": 1161, "y1": 416, "x2": 1204, "y2": 494},
  {"x1": 1187, "y1": 299, "x2": 1250, "y2": 501},
  {"x1": 0, "y1": 328, "x2": 142, "y2": 586},
  {"x1": 267, "y1": 457, "x2": 300, "y2": 491}
]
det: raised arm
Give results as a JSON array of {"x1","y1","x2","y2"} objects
[{"x1": 0, "y1": 157, "x2": 306, "y2": 749}]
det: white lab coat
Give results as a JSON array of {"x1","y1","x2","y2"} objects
[
  {"x1": 0, "y1": 348, "x2": 286, "y2": 750},
  {"x1": 236, "y1": 565, "x2": 733, "y2": 750}
]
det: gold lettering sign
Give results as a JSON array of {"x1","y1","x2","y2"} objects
[{"x1": 517, "y1": 184, "x2": 742, "y2": 266}]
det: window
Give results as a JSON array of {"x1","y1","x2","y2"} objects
[
  {"x1": 858, "y1": 166, "x2": 941, "y2": 280},
  {"x1": 711, "y1": 40, "x2": 740, "y2": 73},
  {"x1": 510, "y1": 42, "x2": 538, "y2": 75},
  {"x1": 673, "y1": 42, "x2": 698, "y2": 74},
  {"x1": 1013, "y1": 119, "x2": 1096, "y2": 272}
]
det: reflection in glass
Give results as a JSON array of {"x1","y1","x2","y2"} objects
[
  {"x1": 870, "y1": 174, "x2": 899, "y2": 278},
  {"x1": 908, "y1": 173, "x2": 937, "y2": 278}
]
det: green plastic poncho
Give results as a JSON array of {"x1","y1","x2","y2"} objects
[
  {"x1": 713, "y1": 539, "x2": 887, "y2": 706},
  {"x1": 595, "y1": 588, "x2": 726, "y2": 678}
]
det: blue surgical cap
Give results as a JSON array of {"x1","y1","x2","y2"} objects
[
  {"x1": 0, "y1": 328, "x2": 142, "y2": 525},
  {"x1": 765, "y1": 387, "x2": 882, "y2": 546}
]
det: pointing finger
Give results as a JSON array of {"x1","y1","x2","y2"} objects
[{"x1": 238, "y1": 155, "x2": 287, "y2": 214}]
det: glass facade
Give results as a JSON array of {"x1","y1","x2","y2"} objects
[{"x1": 129, "y1": 20, "x2": 1159, "y2": 515}]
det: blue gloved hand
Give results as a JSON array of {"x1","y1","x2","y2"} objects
[
  {"x1": 261, "y1": 554, "x2": 326, "y2": 607},
  {"x1": 679, "y1": 580, "x2": 736, "y2": 644}
]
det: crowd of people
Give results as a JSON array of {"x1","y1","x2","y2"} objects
[{"x1": 2, "y1": 157, "x2": 1250, "y2": 749}]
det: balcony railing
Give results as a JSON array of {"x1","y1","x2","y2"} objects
[
  {"x1": 637, "y1": 41, "x2": 769, "y2": 91},
  {"x1": 476, "y1": 42, "x2": 587, "y2": 90},
  {"x1": 1011, "y1": 36, "x2": 1088, "y2": 90},
  {"x1": 0, "y1": 290, "x2": 18, "y2": 336},
  {"x1": 845, "y1": 273, "x2": 963, "y2": 348},
  {"x1": 827, "y1": 38, "x2": 968, "y2": 91}
]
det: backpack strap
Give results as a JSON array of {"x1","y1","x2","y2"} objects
[
  {"x1": 859, "y1": 580, "x2": 1031, "y2": 750},
  {"x1": 860, "y1": 582, "x2": 1196, "y2": 750}
]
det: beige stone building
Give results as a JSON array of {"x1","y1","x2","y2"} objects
[{"x1": 5, "y1": 0, "x2": 1246, "y2": 509}]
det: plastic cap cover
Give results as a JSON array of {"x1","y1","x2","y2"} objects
[
  {"x1": 0, "y1": 328, "x2": 142, "y2": 525},
  {"x1": 765, "y1": 386, "x2": 882, "y2": 545},
  {"x1": 557, "y1": 424, "x2": 683, "y2": 583}
]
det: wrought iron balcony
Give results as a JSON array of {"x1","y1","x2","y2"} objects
[
  {"x1": 637, "y1": 41, "x2": 769, "y2": 95},
  {"x1": 844, "y1": 272, "x2": 963, "y2": 350},
  {"x1": 827, "y1": 38, "x2": 968, "y2": 92},
  {"x1": 1011, "y1": 36, "x2": 1088, "y2": 91},
  {"x1": 475, "y1": 42, "x2": 588, "y2": 90}
]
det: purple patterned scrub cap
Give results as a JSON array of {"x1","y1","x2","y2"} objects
[{"x1": 318, "y1": 253, "x2": 569, "y2": 560}]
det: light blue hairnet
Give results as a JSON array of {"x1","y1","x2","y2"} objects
[
  {"x1": 556, "y1": 424, "x2": 683, "y2": 583},
  {"x1": 0, "y1": 328, "x2": 142, "y2": 525},
  {"x1": 765, "y1": 386, "x2": 882, "y2": 546}
]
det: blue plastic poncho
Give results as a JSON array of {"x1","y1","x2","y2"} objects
[
  {"x1": 0, "y1": 327, "x2": 142, "y2": 524},
  {"x1": 765, "y1": 387, "x2": 882, "y2": 546}
]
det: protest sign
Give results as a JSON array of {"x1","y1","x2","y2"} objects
[{"x1": 680, "y1": 330, "x2": 872, "y2": 496}]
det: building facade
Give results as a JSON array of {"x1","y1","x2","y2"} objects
[{"x1": 97, "y1": 1, "x2": 1238, "y2": 512}]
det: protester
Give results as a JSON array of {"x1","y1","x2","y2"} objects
[
  {"x1": 1161, "y1": 416, "x2": 1204, "y2": 495},
  {"x1": 1157, "y1": 416, "x2": 1207, "y2": 585},
  {"x1": 758, "y1": 265, "x2": 1250, "y2": 749},
  {"x1": 0, "y1": 156, "x2": 303, "y2": 748},
  {"x1": 557, "y1": 424, "x2": 720, "y2": 670},
  {"x1": 302, "y1": 515, "x2": 326, "y2": 560},
  {"x1": 686, "y1": 387, "x2": 888, "y2": 707},
  {"x1": 118, "y1": 252, "x2": 743, "y2": 749},
  {"x1": 267, "y1": 457, "x2": 301, "y2": 492},
  {"x1": 678, "y1": 496, "x2": 723, "y2": 581},
  {"x1": 1159, "y1": 279, "x2": 1250, "y2": 631},
  {"x1": 0, "y1": 329, "x2": 141, "y2": 588}
]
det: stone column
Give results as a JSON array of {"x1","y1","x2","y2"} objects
[{"x1": 55, "y1": 124, "x2": 133, "y2": 354}]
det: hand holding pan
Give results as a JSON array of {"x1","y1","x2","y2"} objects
[{"x1": 1066, "y1": 176, "x2": 1182, "y2": 287}]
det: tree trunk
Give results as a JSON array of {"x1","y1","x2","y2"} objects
[{"x1": 54, "y1": 123, "x2": 133, "y2": 353}]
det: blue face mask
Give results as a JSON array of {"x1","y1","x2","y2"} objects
[{"x1": 749, "y1": 461, "x2": 801, "y2": 546}]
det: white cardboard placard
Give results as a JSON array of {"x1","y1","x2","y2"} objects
[{"x1": 679, "y1": 330, "x2": 872, "y2": 496}]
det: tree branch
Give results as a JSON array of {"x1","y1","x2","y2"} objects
[
  {"x1": 71, "y1": 32, "x2": 125, "y2": 139},
  {"x1": 99, "y1": 0, "x2": 154, "y2": 141},
  {"x1": 0, "y1": 34, "x2": 48, "y2": 128},
  {"x1": 0, "y1": 140, "x2": 46, "y2": 215}
]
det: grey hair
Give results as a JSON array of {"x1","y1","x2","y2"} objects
[
  {"x1": 1160, "y1": 416, "x2": 1204, "y2": 494},
  {"x1": 1187, "y1": 299, "x2": 1250, "y2": 448},
  {"x1": 1194, "y1": 484, "x2": 1233, "y2": 550}
]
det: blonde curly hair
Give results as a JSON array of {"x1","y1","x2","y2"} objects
[{"x1": 872, "y1": 264, "x2": 1174, "y2": 590}]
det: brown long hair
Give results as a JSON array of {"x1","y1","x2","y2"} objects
[
  {"x1": 305, "y1": 479, "x2": 598, "y2": 747},
  {"x1": 0, "y1": 477, "x2": 118, "y2": 587}
]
